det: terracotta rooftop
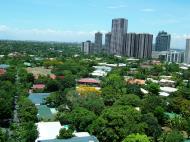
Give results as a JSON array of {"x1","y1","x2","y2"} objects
[
  {"x1": 128, "y1": 79, "x2": 145, "y2": 85},
  {"x1": 78, "y1": 78, "x2": 100, "y2": 84},
  {"x1": 32, "y1": 84, "x2": 45, "y2": 89}
]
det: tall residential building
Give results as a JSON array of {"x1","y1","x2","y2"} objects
[
  {"x1": 166, "y1": 51, "x2": 185, "y2": 63},
  {"x1": 94, "y1": 32, "x2": 103, "y2": 53},
  {"x1": 105, "y1": 32, "x2": 112, "y2": 53},
  {"x1": 110, "y1": 18, "x2": 128, "y2": 55},
  {"x1": 82, "y1": 40, "x2": 93, "y2": 54},
  {"x1": 134, "y1": 34, "x2": 153, "y2": 59},
  {"x1": 155, "y1": 31, "x2": 171, "y2": 51},
  {"x1": 185, "y1": 39, "x2": 190, "y2": 64},
  {"x1": 124, "y1": 33, "x2": 136, "y2": 57}
]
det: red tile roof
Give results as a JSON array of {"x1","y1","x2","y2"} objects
[
  {"x1": 0, "y1": 69, "x2": 6, "y2": 76},
  {"x1": 32, "y1": 84, "x2": 45, "y2": 89},
  {"x1": 78, "y1": 78, "x2": 100, "y2": 84}
]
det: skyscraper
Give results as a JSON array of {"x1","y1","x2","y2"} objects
[
  {"x1": 124, "y1": 33, "x2": 136, "y2": 57},
  {"x1": 185, "y1": 39, "x2": 190, "y2": 64},
  {"x1": 105, "y1": 32, "x2": 112, "y2": 53},
  {"x1": 155, "y1": 31, "x2": 171, "y2": 51},
  {"x1": 94, "y1": 32, "x2": 103, "y2": 53},
  {"x1": 134, "y1": 34, "x2": 153, "y2": 59},
  {"x1": 82, "y1": 40, "x2": 93, "y2": 54},
  {"x1": 110, "y1": 18, "x2": 128, "y2": 55}
]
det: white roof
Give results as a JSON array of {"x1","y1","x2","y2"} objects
[
  {"x1": 127, "y1": 58, "x2": 140, "y2": 61},
  {"x1": 160, "y1": 79, "x2": 175, "y2": 83},
  {"x1": 140, "y1": 88, "x2": 149, "y2": 94},
  {"x1": 91, "y1": 72, "x2": 107, "y2": 77},
  {"x1": 147, "y1": 78, "x2": 159, "y2": 83},
  {"x1": 160, "y1": 76, "x2": 172, "y2": 79},
  {"x1": 180, "y1": 66, "x2": 188, "y2": 70},
  {"x1": 35, "y1": 122, "x2": 63, "y2": 142},
  {"x1": 159, "y1": 92, "x2": 170, "y2": 97},
  {"x1": 74, "y1": 132, "x2": 90, "y2": 137},
  {"x1": 160, "y1": 87, "x2": 178, "y2": 93}
]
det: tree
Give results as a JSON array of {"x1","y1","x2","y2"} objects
[
  {"x1": 0, "y1": 129, "x2": 5, "y2": 142},
  {"x1": 141, "y1": 96, "x2": 166, "y2": 114},
  {"x1": 89, "y1": 106, "x2": 146, "y2": 142},
  {"x1": 57, "y1": 128, "x2": 73, "y2": 139},
  {"x1": 58, "y1": 107, "x2": 96, "y2": 132},
  {"x1": 17, "y1": 97, "x2": 38, "y2": 122},
  {"x1": 142, "y1": 113, "x2": 162, "y2": 141},
  {"x1": 78, "y1": 94, "x2": 105, "y2": 115},
  {"x1": 11, "y1": 122, "x2": 38, "y2": 142},
  {"x1": 160, "y1": 130, "x2": 184, "y2": 142},
  {"x1": 146, "y1": 83, "x2": 160, "y2": 95},
  {"x1": 114, "y1": 94, "x2": 141, "y2": 107},
  {"x1": 45, "y1": 79, "x2": 60, "y2": 92},
  {"x1": 122, "y1": 133, "x2": 150, "y2": 142}
]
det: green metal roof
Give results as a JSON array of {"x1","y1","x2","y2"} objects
[{"x1": 37, "y1": 105, "x2": 54, "y2": 121}]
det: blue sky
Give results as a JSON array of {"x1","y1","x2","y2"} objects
[{"x1": 0, "y1": 0, "x2": 190, "y2": 49}]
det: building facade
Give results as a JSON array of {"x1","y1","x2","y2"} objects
[
  {"x1": 166, "y1": 51, "x2": 185, "y2": 63},
  {"x1": 110, "y1": 18, "x2": 128, "y2": 55},
  {"x1": 124, "y1": 33, "x2": 136, "y2": 57},
  {"x1": 105, "y1": 32, "x2": 112, "y2": 53},
  {"x1": 155, "y1": 31, "x2": 171, "y2": 51},
  {"x1": 134, "y1": 34, "x2": 153, "y2": 59},
  {"x1": 82, "y1": 41, "x2": 93, "y2": 54},
  {"x1": 94, "y1": 32, "x2": 103, "y2": 53},
  {"x1": 185, "y1": 39, "x2": 190, "y2": 64}
]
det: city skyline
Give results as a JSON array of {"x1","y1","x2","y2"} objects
[{"x1": 0, "y1": 0, "x2": 190, "y2": 49}]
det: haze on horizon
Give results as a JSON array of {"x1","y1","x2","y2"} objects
[{"x1": 0, "y1": 0, "x2": 190, "y2": 49}]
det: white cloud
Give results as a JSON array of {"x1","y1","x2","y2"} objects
[
  {"x1": 141, "y1": 8, "x2": 155, "y2": 12},
  {"x1": 107, "y1": 4, "x2": 127, "y2": 9},
  {"x1": 0, "y1": 25, "x2": 107, "y2": 42},
  {"x1": 0, "y1": 25, "x2": 10, "y2": 32}
]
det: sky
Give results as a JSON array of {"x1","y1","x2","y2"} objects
[{"x1": 0, "y1": 0, "x2": 190, "y2": 49}]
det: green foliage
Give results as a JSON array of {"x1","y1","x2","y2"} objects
[
  {"x1": 122, "y1": 133, "x2": 150, "y2": 142},
  {"x1": 141, "y1": 96, "x2": 166, "y2": 114},
  {"x1": 77, "y1": 94, "x2": 105, "y2": 115},
  {"x1": 11, "y1": 122, "x2": 38, "y2": 142},
  {"x1": 17, "y1": 97, "x2": 38, "y2": 122},
  {"x1": 57, "y1": 128, "x2": 73, "y2": 139},
  {"x1": 142, "y1": 113, "x2": 162, "y2": 140},
  {"x1": 146, "y1": 82, "x2": 160, "y2": 95},
  {"x1": 114, "y1": 94, "x2": 141, "y2": 107},
  {"x1": 89, "y1": 106, "x2": 146, "y2": 142},
  {"x1": 160, "y1": 130, "x2": 184, "y2": 142},
  {"x1": 45, "y1": 79, "x2": 60, "y2": 92},
  {"x1": 58, "y1": 107, "x2": 96, "y2": 132},
  {"x1": 0, "y1": 129, "x2": 6, "y2": 142}
]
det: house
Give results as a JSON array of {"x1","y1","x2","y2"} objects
[
  {"x1": 91, "y1": 70, "x2": 107, "y2": 77},
  {"x1": 35, "y1": 122, "x2": 99, "y2": 142},
  {"x1": 140, "y1": 88, "x2": 149, "y2": 94},
  {"x1": 36, "y1": 105, "x2": 55, "y2": 121},
  {"x1": 160, "y1": 87, "x2": 178, "y2": 94},
  {"x1": 32, "y1": 84, "x2": 46, "y2": 90},
  {"x1": 28, "y1": 93, "x2": 50, "y2": 105},
  {"x1": 159, "y1": 92, "x2": 170, "y2": 97},
  {"x1": 159, "y1": 79, "x2": 176, "y2": 87},
  {"x1": 50, "y1": 74, "x2": 57, "y2": 80},
  {"x1": 24, "y1": 62, "x2": 32, "y2": 67},
  {"x1": 38, "y1": 136, "x2": 99, "y2": 142},
  {"x1": 35, "y1": 122, "x2": 63, "y2": 142},
  {"x1": 0, "y1": 69, "x2": 6, "y2": 76},
  {"x1": 127, "y1": 79, "x2": 145, "y2": 85},
  {"x1": 0, "y1": 64, "x2": 10, "y2": 69},
  {"x1": 77, "y1": 78, "x2": 100, "y2": 87}
]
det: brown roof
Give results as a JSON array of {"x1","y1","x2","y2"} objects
[{"x1": 128, "y1": 79, "x2": 145, "y2": 85}]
